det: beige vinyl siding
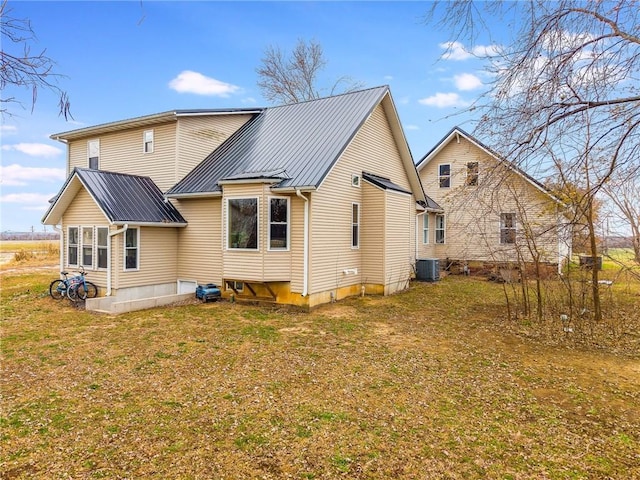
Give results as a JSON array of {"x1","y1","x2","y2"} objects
[
  {"x1": 360, "y1": 182, "x2": 385, "y2": 284},
  {"x1": 310, "y1": 103, "x2": 416, "y2": 295},
  {"x1": 384, "y1": 191, "x2": 414, "y2": 293},
  {"x1": 113, "y1": 227, "x2": 178, "y2": 289},
  {"x1": 68, "y1": 122, "x2": 178, "y2": 191},
  {"x1": 419, "y1": 137, "x2": 561, "y2": 263},
  {"x1": 417, "y1": 212, "x2": 437, "y2": 259},
  {"x1": 176, "y1": 114, "x2": 254, "y2": 181},
  {"x1": 176, "y1": 198, "x2": 223, "y2": 286}
]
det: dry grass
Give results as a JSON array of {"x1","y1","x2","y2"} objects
[
  {"x1": 1, "y1": 268, "x2": 639, "y2": 479},
  {"x1": 0, "y1": 241, "x2": 59, "y2": 268}
]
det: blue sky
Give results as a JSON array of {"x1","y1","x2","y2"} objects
[{"x1": 1, "y1": 1, "x2": 500, "y2": 233}]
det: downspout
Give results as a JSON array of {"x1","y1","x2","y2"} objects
[
  {"x1": 107, "y1": 224, "x2": 128, "y2": 296},
  {"x1": 295, "y1": 190, "x2": 309, "y2": 297}
]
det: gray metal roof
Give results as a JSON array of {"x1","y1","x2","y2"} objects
[
  {"x1": 44, "y1": 168, "x2": 186, "y2": 225},
  {"x1": 166, "y1": 86, "x2": 390, "y2": 196}
]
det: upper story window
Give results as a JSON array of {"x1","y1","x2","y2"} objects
[
  {"x1": 500, "y1": 213, "x2": 517, "y2": 244},
  {"x1": 438, "y1": 164, "x2": 451, "y2": 188},
  {"x1": 352, "y1": 203, "x2": 360, "y2": 249},
  {"x1": 227, "y1": 198, "x2": 258, "y2": 250},
  {"x1": 269, "y1": 197, "x2": 289, "y2": 250},
  {"x1": 88, "y1": 140, "x2": 100, "y2": 169},
  {"x1": 422, "y1": 214, "x2": 429, "y2": 244},
  {"x1": 466, "y1": 162, "x2": 479, "y2": 186},
  {"x1": 435, "y1": 214, "x2": 446, "y2": 244},
  {"x1": 143, "y1": 130, "x2": 154, "y2": 153},
  {"x1": 351, "y1": 174, "x2": 361, "y2": 187}
]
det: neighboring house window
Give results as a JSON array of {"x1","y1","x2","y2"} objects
[
  {"x1": 88, "y1": 140, "x2": 100, "y2": 169},
  {"x1": 97, "y1": 227, "x2": 108, "y2": 269},
  {"x1": 82, "y1": 227, "x2": 93, "y2": 267},
  {"x1": 438, "y1": 164, "x2": 451, "y2": 188},
  {"x1": 228, "y1": 198, "x2": 258, "y2": 250},
  {"x1": 500, "y1": 213, "x2": 517, "y2": 244},
  {"x1": 143, "y1": 130, "x2": 154, "y2": 153},
  {"x1": 68, "y1": 227, "x2": 79, "y2": 266},
  {"x1": 435, "y1": 214, "x2": 446, "y2": 244},
  {"x1": 352, "y1": 203, "x2": 360, "y2": 248},
  {"x1": 269, "y1": 197, "x2": 289, "y2": 250},
  {"x1": 125, "y1": 228, "x2": 139, "y2": 270},
  {"x1": 422, "y1": 214, "x2": 429, "y2": 244},
  {"x1": 466, "y1": 162, "x2": 479, "y2": 186}
]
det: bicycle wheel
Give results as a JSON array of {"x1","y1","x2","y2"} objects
[
  {"x1": 67, "y1": 284, "x2": 80, "y2": 301},
  {"x1": 49, "y1": 280, "x2": 66, "y2": 300},
  {"x1": 77, "y1": 282, "x2": 98, "y2": 299}
]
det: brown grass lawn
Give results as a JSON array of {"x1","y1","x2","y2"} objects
[{"x1": 1, "y1": 263, "x2": 639, "y2": 479}]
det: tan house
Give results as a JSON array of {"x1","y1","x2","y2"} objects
[
  {"x1": 415, "y1": 127, "x2": 571, "y2": 272},
  {"x1": 43, "y1": 86, "x2": 440, "y2": 313}
]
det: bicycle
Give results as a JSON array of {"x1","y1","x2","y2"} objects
[{"x1": 49, "y1": 266, "x2": 98, "y2": 301}]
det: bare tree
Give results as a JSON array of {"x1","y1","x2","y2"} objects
[
  {"x1": 256, "y1": 38, "x2": 364, "y2": 105},
  {"x1": 603, "y1": 167, "x2": 640, "y2": 264},
  {"x1": 0, "y1": 0, "x2": 71, "y2": 118},
  {"x1": 426, "y1": 0, "x2": 640, "y2": 321}
]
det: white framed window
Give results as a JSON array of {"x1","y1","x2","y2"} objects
[
  {"x1": 438, "y1": 164, "x2": 451, "y2": 188},
  {"x1": 143, "y1": 130, "x2": 154, "y2": 153},
  {"x1": 227, "y1": 198, "x2": 259, "y2": 250},
  {"x1": 124, "y1": 228, "x2": 139, "y2": 270},
  {"x1": 67, "y1": 226, "x2": 79, "y2": 266},
  {"x1": 466, "y1": 162, "x2": 479, "y2": 186},
  {"x1": 422, "y1": 214, "x2": 429, "y2": 244},
  {"x1": 435, "y1": 214, "x2": 446, "y2": 244},
  {"x1": 81, "y1": 227, "x2": 93, "y2": 267},
  {"x1": 351, "y1": 203, "x2": 360, "y2": 249},
  {"x1": 500, "y1": 213, "x2": 517, "y2": 244},
  {"x1": 268, "y1": 197, "x2": 289, "y2": 250},
  {"x1": 97, "y1": 227, "x2": 108, "y2": 269},
  {"x1": 351, "y1": 174, "x2": 361, "y2": 187},
  {"x1": 88, "y1": 140, "x2": 100, "y2": 169},
  {"x1": 226, "y1": 280, "x2": 244, "y2": 292}
]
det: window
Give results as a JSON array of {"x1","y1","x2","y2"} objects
[
  {"x1": 226, "y1": 280, "x2": 244, "y2": 292},
  {"x1": 68, "y1": 227, "x2": 79, "y2": 266},
  {"x1": 143, "y1": 130, "x2": 154, "y2": 153},
  {"x1": 438, "y1": 164, "x2": 451, "y2": 188},
  {"x1": 269, "y1": 197, "x2": 289, "y2": 250},
  {"x1": 88, "y1": 140, "x2": 100, "y2": 169},
  {"x1": 125, "y1": 228, "x2": 139, "y2": 270},
  {"x1": 466, "y1": 162, "x2": 479, "y2": 186},
  {"x1": 351, "y1": 174, "x2": 361, "y2": 187},
  {"x1": 82, "y1": 227, "x2": 93, "y2": 267},
  {"x1": 422, "y1": 214, "x2": 429, "y2": 244},
  {"x1": 500, "y1": 213, "x2": 517, "y2": 244},
  {"x1": 435, "y1": 214, "x2": 446, "y2": 244},
  {"x1": 97, "y1": 227, "x2": 108, "y2": 269},
  {"x1": 352, "y1": 203, "x2": 360, "y2": 248},
  {"x1": 228, "y1": 198, "x2": 258, "y2": 250}
]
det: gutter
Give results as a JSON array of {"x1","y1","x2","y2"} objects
[
  {"x1": 107, "y1": 224, "x2": 128, "y2": 296},
  {"x1": 295, "y1": 190, "x2": 309, "y2": 297}
]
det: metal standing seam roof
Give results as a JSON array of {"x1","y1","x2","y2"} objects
[
  {"x1": 166, "y1": 86, "x2": 390, "y2": 196},
  {"x1": 45, "y1": 168, "x2": 186, "y2": 225}
]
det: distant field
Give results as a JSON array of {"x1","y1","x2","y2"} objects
[{"x1": 0, "y1": 240, "x2": 59, "y2": 265}]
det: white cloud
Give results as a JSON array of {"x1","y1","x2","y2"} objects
[
  {"x1": 0, "y1": 192, "x2": 55, "y2": 205},
  {"x1": 419, "y1": 92, "x2": 469, "y2": 108},
  {"x1": 1, "y1": 125, "x2": 17, "y2": 134},
  {"x1": 454, "y1": 73, "x2": 483, "y2": 91},
  {"x1": 2, "y1": 143, "x2": 63, "y2": 157},
  {"x1": 440, "y1": 41, "x2": 500, "y2": 61},
  {"x1": 404, "y1": 124, "x2": 419, "y2": 131},
  {"x1": 0, "y1": 164, "x2": 66, "y2": 186},
  {"x1": 169, "y1": 70, "x2": 240, "y2": 97}
]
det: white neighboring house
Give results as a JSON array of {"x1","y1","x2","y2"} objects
[{"x1": 416, "y1": 127, "x2": 572, "y2": 272}]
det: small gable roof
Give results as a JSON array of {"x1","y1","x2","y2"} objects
[
  {"x1": 416, "y1": 127, "x2": 563, "y2": 204},
  {"x1": 166, "y1": 86, "x2": 426, "y2": 203},
  {"x1": 42, "y1": 168, "x2": 187, "y2": 226}
]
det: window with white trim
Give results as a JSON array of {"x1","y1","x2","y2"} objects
[
  {"x1": 125, "y1": 228, "x2": 139, "y2": 270},
  {"x1": 466, "y1": 162, "x2": 479, "y2": 186},
  {"x1": 351, "y1": 174, "x2": 361, "y2": 187},
  {"x1": 438, "y1": 164, "x2": 451, "y2": 188},
  {"x1": 227, "y1": 198, "x2": 258, "y2": 250},
  {"x1": 97, "y1": 227, "x2": 108, "y2": 269},
  {"x1": 500, "y1": 213, "x2": 517, "y2": 244},
  {"x1": 88, "y1": 140, "x2": 100, "y2": 169},
  {"x1": 352, "y1": 203, "x2": 360, "y2": 248},
  {"x1": 82, "y1": 227, "x2": 93, "y2": 267},
  {"x1": 435, "y1": 214, "x2": 446, "y2": 244},
  {"x1": 68, "y1": 227, "x2": 79, "y2": 266},
  {"x1": 269, "y1": 197, "x2": 289, "y2": 250},
  {"x1": 422, "y1": 214, "x2": 429, "y2": 244},
  {"x1": 143, "y1": 130, "x2": 154, "y2": 153}
]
